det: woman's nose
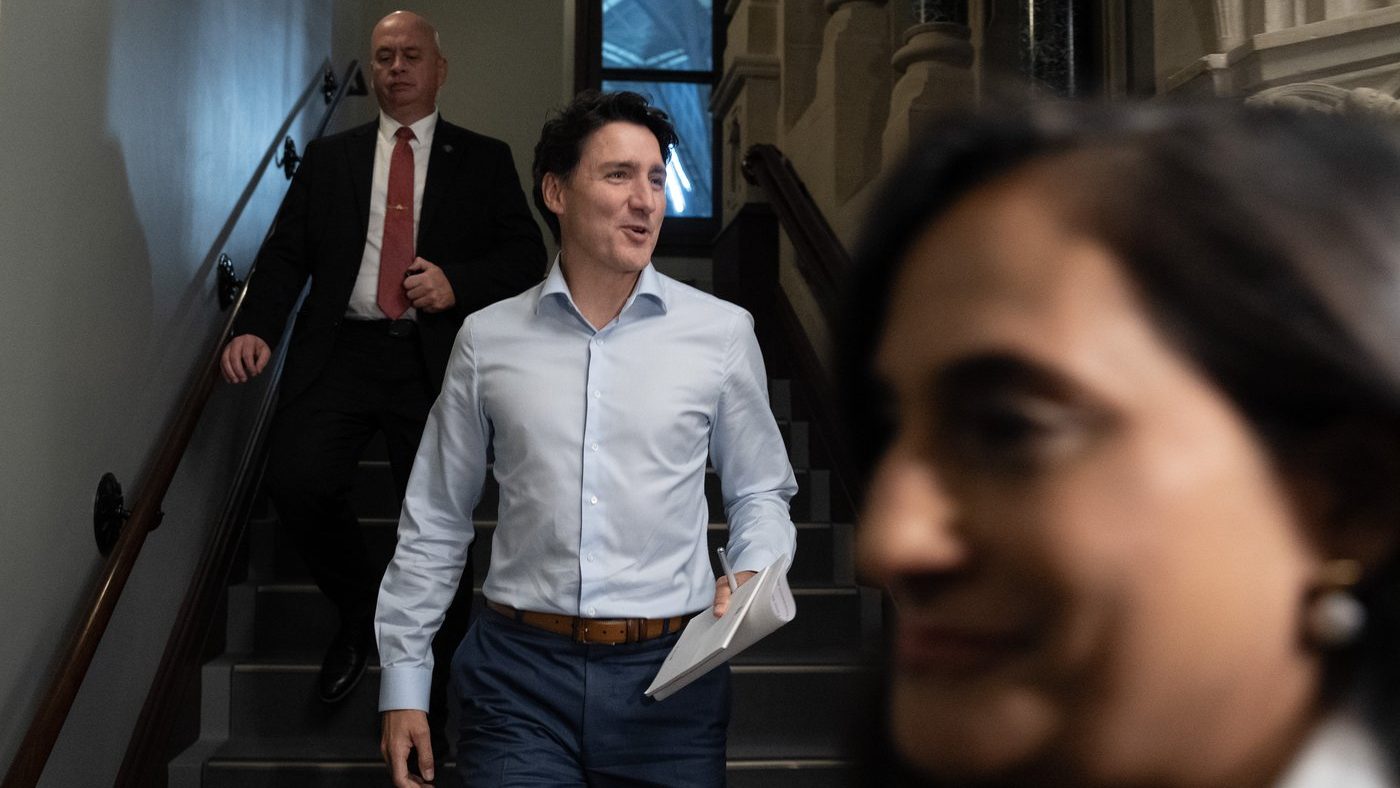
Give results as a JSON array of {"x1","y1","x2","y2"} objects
[{"x1": 856, "y1": 446, "x2": 968, "y2": 587}]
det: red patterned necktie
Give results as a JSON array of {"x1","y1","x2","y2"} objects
[{"x1": 378, "y1": 126, "x2": 416, "y2": 319}]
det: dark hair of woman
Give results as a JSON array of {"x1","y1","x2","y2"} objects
[{"x1": 840, "y1": 101, "x2": 1400, "y2": 784}]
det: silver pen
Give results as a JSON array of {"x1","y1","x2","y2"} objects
[{"x1": 716, "y1": 546, "x2": 738, "y2": 594}]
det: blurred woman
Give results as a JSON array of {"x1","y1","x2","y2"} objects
[{"x1": 841, "y1": 103, "x2": 1400, "y2": 786}]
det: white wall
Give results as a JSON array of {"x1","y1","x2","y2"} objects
[{"x1": 0, "y1": 0, "x2": 363, "y2": 783}]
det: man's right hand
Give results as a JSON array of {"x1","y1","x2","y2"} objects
[
  {"x1": 382, "y1": 709, "x2": 435, "y2": 787},
  {"x1": 220, "y1": 334, "x2": 271, "y2": 383}
]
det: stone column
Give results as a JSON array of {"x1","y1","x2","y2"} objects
[
  {"x1": 882, "y1": 2, "x2": 974, "y2": 169},
  {"x1": 1212, "y1": 0, "x2": 1247, "y2": 52},
  {"x1": 803, "y1": 0, "x2": 892, "y2": 204},
  {"x1": 713, "y1": 0, "x2": 782, "y2": 225},
  {"x1": 1263, "y1": 0, "x2": 1305, "y2": 32},
  {"x1": 1324, "y1": 1, "x2": 1375, "y2": 19}
]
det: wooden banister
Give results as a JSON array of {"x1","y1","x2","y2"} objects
[
  {"x1": 739, "y1": 143, "x2": 863, "y2": 517},
  {"x1": 1, "y1": 59, "x2": 363, "y2": 788},
  {"x1": 742, "y1": 144, "x2": 852, "y2": 320}
]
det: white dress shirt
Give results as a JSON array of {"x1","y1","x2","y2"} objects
[
  {"x1": 375, "y1": 261, "x2": 799, "y2": 711},
  {"x1": 1275, "y1": 710, "x2": 1396, "y2": 787},
  {"x1": 345, "y1": 110, "x2": 438, "y2": 320}
]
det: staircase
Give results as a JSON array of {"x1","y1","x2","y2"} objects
[{"x1": 168, "y1": 287, "x2": 877, "y2": 787}]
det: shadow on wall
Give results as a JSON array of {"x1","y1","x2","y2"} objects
[
  {"x1": 0, "y1": 0, "x2": 155, "y2": 768},
  {"x1": 0, "y1": 0, "x2": 346, "y2": 778},
  {"x1": 161, "y1": 61, "x2": 329, "y2": 352}
]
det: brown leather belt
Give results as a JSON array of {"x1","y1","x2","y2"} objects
[{"x1": 487, "y1": 600, "x2": 695, "y2": 645}]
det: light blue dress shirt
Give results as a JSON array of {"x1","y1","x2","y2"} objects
[{"x1": 376, "y1": 261, "x2": 798, "y2": 711}]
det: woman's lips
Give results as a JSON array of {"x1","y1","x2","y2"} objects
[{"x1": 893, "y1": 623, "x2": 1032, "y2": 674}]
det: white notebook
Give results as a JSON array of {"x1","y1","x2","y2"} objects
[{"x1": 645, "y1": 556, "x2": 796, "y2": 701}]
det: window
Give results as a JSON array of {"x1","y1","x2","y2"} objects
[{"x1": 578, "y1": 0, "x2": 721, "y2": 247}]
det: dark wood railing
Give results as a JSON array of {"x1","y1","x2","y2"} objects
[
  {"x1": 743, "y1": 145, "x2": 852, "y2": 319},
  {"x1": 739, "y1": 143, "x2": 862, "y2": 518},
  {"x1": 1, "y1": 60, "x2": 363, "y2": 788}
]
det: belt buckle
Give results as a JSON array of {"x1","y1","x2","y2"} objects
[
  {"x1": 387, "y1": 318, "x2": 415, "y2": 338},
  {"x1": 573, "y1": 619, "x2": 589, "y2": 644}
]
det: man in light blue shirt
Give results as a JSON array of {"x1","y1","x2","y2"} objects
[{"x1": 376, "y1": 90, "x2": 797, "y2": 787}]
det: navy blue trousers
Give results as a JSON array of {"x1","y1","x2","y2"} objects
[{"x1": 453, "y1": 606, "x2": 730, "y2": 787}]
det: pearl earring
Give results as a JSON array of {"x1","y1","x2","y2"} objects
[{"x1": 1304, "y1": 559, "x2": 1366, "y2": 648}]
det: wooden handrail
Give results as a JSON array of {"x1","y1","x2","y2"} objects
[
  {"x1": 113, "y1": 296, "x2": 295, "y2": 787},
  {"x1": 742, "y1": 144, "x2": 852, "y2": 320},
  {"x1": 740, "y1": 144, "x2": 863, "y2": 516},
  {"x1": 1, "y1": 59, "x2": 363, "y2": 788}
]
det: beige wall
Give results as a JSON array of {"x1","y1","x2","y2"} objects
[
  {"x1": 1153, "y1": 0, "x2": 1216, "y2": 91},
  {"x1": 354, "y1": 1, "x2": 576, "y2": 253},
  {"x1": 0, "y1": 0, "x2": 360, "y2": 782}
]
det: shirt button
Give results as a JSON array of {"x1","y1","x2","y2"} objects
[
  {"x1": 590, "y1": 495, "x2": 598, "y2": 505},
  {"x1": 593, "y1": 390, "x2": 601, "y2": 399},
  {"x1": 588, "y1": 606, "x2": 597, "y2": 617},
  {"x1": 590, "y1": 442, "x2": 599, "y2": 452},
  {"x1": 587, "y1": 552, "x2": 596, "y2": 562}
]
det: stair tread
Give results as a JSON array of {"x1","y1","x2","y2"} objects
[
  {"x1": 252, "y1": 517, "x2": 846, "y2": 528},
  {"x1": 205, "y1": 735, "x2": 859, "y2": 765},
  {"x1": 244, "y1": 582, "x2": 876, "y2": 662},
  {"x1": 198, "y1": 739, "x2": 855, "y2": 788},
  {"x1": 221, "y1": 654, "x2": 873, "y2": 671},
  {"x1": 218, "y1": 664, "x2": 875, "y2": 758},
  {"x1": 253, "y1": 582, "x2": 862, "y2": 595},
  {"x1": 192, "y1": 346, "x2": 863, "y2": 781},
  {"x1": 258, "y1": 517, "x2": 854, "y2": 588}
]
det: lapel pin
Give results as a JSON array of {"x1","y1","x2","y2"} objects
[{"x1": 442, "y1": 144, "x2": 454, "y2": 153}]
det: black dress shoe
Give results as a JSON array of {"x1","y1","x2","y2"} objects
[{"x1": 318, "y1": 626, "x2": 369, "y2": 703}]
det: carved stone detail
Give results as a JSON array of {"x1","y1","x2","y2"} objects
[
  {"x1": 1248, "y1": 82, "x2": 1400, "y2": 119},
  {"x1": 883, "y1": 21, "x2": 974, "y2": 168}
]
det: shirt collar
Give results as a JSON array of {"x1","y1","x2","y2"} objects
[
  {"x1": 537, "y1": 253, "x2": 669, "y2": 325},
  {"x1": 631, "y1": 262, "x2": 668, "y2": 313},
  {"x1": 378, "y1": 109, "x2": 439, "y2": 149},
  {"x1": 1273, "y1": 710, "x2": 1395, "y2": 788}
]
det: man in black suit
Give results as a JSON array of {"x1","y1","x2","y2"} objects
[{"x1": 220, "y1": 9, "x2": 546, "y2": 727}]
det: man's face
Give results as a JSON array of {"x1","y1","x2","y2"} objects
[
  {"x1": 370, "y1": 12, "x2": 446, "y2": 124},
  {"x1": 546, "y1": 121, "x2": 666, "y2": 278}
]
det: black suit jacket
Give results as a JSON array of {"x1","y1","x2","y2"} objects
[{"x1": 234, "y1": 118, "x2": 547, "y2": 405}]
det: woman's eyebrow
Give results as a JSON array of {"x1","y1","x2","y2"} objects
[{"x1": 913, "y1": 352, "x2": 1086, "y2": 402}]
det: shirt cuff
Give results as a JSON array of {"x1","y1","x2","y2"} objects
[
  {"x1": 728, "y1": 547, "x2": 788, "y2": 576},
  {"x1": 378, "y1": 665, "x2": 433, "y2": 712}
]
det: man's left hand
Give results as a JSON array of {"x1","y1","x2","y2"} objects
[
  {"x1": 404, "y1": 257, "x2": 456, "y2": 313},
  {"x1": 713, "y1": 570, "x2": 758, "y2": 618}
]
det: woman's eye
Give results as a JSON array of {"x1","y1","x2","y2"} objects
[{"x1": 941, "y1": 397, "x2": 1090, "y2": 472}]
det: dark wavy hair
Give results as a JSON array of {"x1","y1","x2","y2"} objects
[
  {"x1": 531, "y1": 89, "x2": 678, "y2": 242},
  {"x1": 840, "y1": 100, "x2": 1400, "y2": 781}
]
